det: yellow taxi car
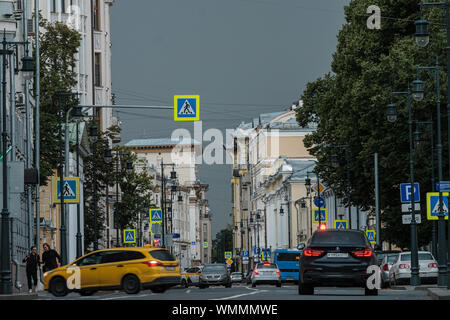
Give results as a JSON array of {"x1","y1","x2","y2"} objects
[{"x1": 44, "y1": 247, "x2": 180, "y2": 296}]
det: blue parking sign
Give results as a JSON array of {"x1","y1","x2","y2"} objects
[{"x1": 400, "y1": 183, "x2": 420, "y2": 203}]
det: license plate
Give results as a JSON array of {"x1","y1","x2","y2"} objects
[
  {"x1": 327, "y1": 253, "x2": 348, "y2": 258},
  {"x1": 166, "y1": 266, "x2": 176, "y2": 271}
]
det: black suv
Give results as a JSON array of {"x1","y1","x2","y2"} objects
[{"x1": 298, "y1": 229, "x2": 378, "y2": 296}]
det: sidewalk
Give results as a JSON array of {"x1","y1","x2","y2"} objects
[
  {"x1": 0, "y1": 292, "x2": 39, "y2": 300},
  {"x1": 390, "y1": 284, "x2": 450, "y2": 300}
]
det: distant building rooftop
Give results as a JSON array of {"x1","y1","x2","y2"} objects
[{"x1": 125, "y1": 138, "x2": 200, "y2": 147}]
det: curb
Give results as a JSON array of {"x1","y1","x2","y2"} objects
[
  {"x1": 0, "y1": 293, "x2": 39, "y2": 300},
  {"x1": 426, "y1": 288, "x2": 450, "y2": 300}
]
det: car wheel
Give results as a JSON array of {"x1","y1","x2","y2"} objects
[
  {"x1": 276, "y1": 282, "x2": 281, "y2": 287},
  {"x1": 50, "y1": 277, "x2": 69, "y2": 297},
  {"x1": 181, "y1": 279, "x2": 188, "y2": 288},
  {"x1": 298, "y1": 282, "x2": 314, "y2": 295},
  {"x1": 151, "y1": 286, "x2": 166, "y2": 294},
  {"x1": 251, "y1": 282, "x2": 256, "y2": 288},
  {"x1": 365, "y1": 287, "x2": 378, "y2": 296},
  {"x1": 122, "y1": 274, "x2": 141, "y2": 294},
  {"x1": 79, "y1": 289, "x2": 97, "y2": 296}
]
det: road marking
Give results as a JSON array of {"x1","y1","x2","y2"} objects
[
  {"x1": 186, "y1": 289, "x2": 191, "y2": 294},
  {"x1": 100, "y1": 293, "x2": 149, "y2": 300},
  {"x1": 210, "y1": 289, "x2": 268, "y2": 300}
]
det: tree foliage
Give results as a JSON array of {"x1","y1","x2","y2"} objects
[
  {"x1": 296, "y1": 0, "x2": 447, "y2": 249},
  {"x1": 36, "y1": 18, "x2": 81, "y2": 185},
  {"x1": 212, "y1": 225, "x2": 233, "y2": 264}
]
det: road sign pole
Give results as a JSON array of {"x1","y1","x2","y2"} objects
[{"x1": 375, "y1": 153, "x2": 380, "y2": 246}]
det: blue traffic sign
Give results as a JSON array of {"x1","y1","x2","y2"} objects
[
  {"x1": 312, "y1": 208, "x2": 327, "y2": 223},
  {"x1": 150, "y1": 208, "x2": 162, "y2": 222},
  {"x1": 426, "y1": 192, "x2": 449, "y2": 220},
  {"x1": 436, "y1": 181, "x2": 450, "y2": 192},
  {"x1": 53, "y1": 177, "x2": 80, "y2": 203},
  {"x1": 314, "y1": 196, "x2": 325, "y2": 208},
  {"x1": 124, "y1": 229, "x2": 136, "y2": 244},
  {"x1": 154, "y1": 234, "x2": 161, "y2": 239},
  {"x1": 254, "y1": 247, "x2": 261, "y2": 255},
  {"x1": 174, "y1": 95, "x2": 200, "y2": 121},
  {"x1": 366, "y1": 230, "x2": 376, "y2": 244},
  {"x1": 400, "y1": 183, "x2": 420, "y2": 203},
  {"x1": 242, "y1": 251, "x2": 249, "y2": 258}
]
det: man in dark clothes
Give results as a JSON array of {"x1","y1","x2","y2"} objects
[
  {"x1": 42, "y1": 243, "x2": 61, "y2": 272},
  {"x1": 23, "y1": 246, "x2": 40, "y2": 293}
]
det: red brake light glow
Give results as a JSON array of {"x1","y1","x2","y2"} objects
[
  {"x1": 276, "y1": 269, "x2": 281, "y2": 275},
  {"x1": 383, "y1": 264, "x2": 389, "y2": 271},
  {"x1": 253, "y1": 269, "x2": 259, "y2": 275},
  {"x1": 399, "y1": 264, "x2": 410, "y2": 269},
  {"x1": 351, "y1": 249, "x2": 373, "y2": 257},
  {"x1": 142, "y1": 260, "x2": 163, "y2": 267},
  {"x1": 319, "y1": 224, "x2": 327, "y2": 231},
  {"x1": 428, "y1": 263, "x2": 438, "y2": 268},
  {"x1": 302, "y1": 248, "x2": 324, "y2": 257}
]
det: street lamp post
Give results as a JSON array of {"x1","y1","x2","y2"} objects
[
  {"x1": 415, "y1": 0, "x2": 450, "y2": 289},
  {"x1": 330, "y1": 144, "x2": 351, "y2": 229},
  {"x1": 160, "y1": 160, "x2": 177, "y2": 248},
  {"x1": 388, "y1": 87, "x2": 421, "y2": 286},
  {"x1": 89, "y1": 124, "x2": 99, "y2": 251},
  {"x1": 73, "y1": 106, "x2": 84, "y2": 258}
]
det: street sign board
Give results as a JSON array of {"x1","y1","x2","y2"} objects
[
  {"x1": 402, "y1": 214, "x2": 422, "y2": 224},
  {"x1": 151, "y1": 222, "x2": 162, "y2": 235},
  {"x1": 241, "y1": 250, "x2": 249, "y2": 258},
  {"x1": 172, "y1": 233, "x2": 180, "y2": 239},
  {"x1": 314, "y1": 196, "x2": 325, "y2": 208},
  {"x1": 124, "y1": 229, "x2": 136, "y2": 244},
  {"x1": 154, "y1": 234, "x2": 161, "y2": 239},
  {"x1": 436, "y1": 181, "x2": 450, "y2": 192},
  {"x1": 191, "y1": 241, "x2": 196, "y2": 246},
  {"x1": 174, "y1": 95, "x2": 200, "y2": 121},
  {"x1": 334, "y1": 220, "x2": 348, "y2": 230},
  {"x1": 53, "y1": 177, "x2": 80, "y2": 203},
  {"x1": 225, "y1": 251, "x2": 232, "y2": 259},
  {"x1": 426, "y1": 192, "x2": 449, "y2": 220},
  {"x1": 262, "y1": 249, "x2": 271, "y2": 260},
  {"x1": 226, "y1": 259, "x2": 233, "y2": 266},
  {"x1": 400, "y1": 183, "x2": 420, "y2": 203},
  {"x1": 203, "y1": 242, "x2": 208, "y2": 248},
  {"x1": 150, "y1": 208, "x2": 163, "y2": 222},
  {"x1": 314, "y1": 183, "x2": 324, "y2": 193},
  {"x1": 401, "y1": 203, "x2": 421, "y2": 213},
  {"x1": 253, "y1": 247, "x2": 261, "y2": 255},
  {"x1": 366, "y1": 230, "x2": 376, "y2": 244},
  {"x1": 312, "y1": 208, "x2": 327, "y2": 223}
]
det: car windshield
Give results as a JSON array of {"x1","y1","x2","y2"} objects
[
  {"x1": 400, "y1": 253, "x2": 434, "y2": 261},
  {"x1": 203, "y1": 265, "x2": 226, "y2": 272},
  {"x1": 310, "y1": 231, "x2": 366, "y2": 245}
]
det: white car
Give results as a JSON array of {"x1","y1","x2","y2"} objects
[
  {"x1": 389, "y1": 251, "x2": 438, "y2": 286},
  {"x1": 251, "y1": 262, "x2": 281, "y2": 287}
]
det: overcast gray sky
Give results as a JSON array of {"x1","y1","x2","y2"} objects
[{"x1": 111, "y1": 0, "x2": 349, "y2": 238}]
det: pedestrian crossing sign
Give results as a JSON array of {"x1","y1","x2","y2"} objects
[
  {"x1": 53, "y1": 177, "x2": 80, "y2": 203},
  {"x1": 203, "y1": 241, "x2": 208, "y2": 248},
  {"x1": 366, "y1": 230, "x2": 376, "y2": 244},
  {"x1": 426, "y1": 192, "x2": 449, "y2": 220},
  {"x1": 191, "y1": 241, "x2": 196, "y2": 246},
  {"x1": 312, "y1": 208, "x2": 327, "y2": 223},
  {"x1": 174, "y1": 95, "x2": 200, "y2": 121},
  {"x1": 124, "y1": 229, "x2": 136, "y2": 244},
  {"x1": 225, "y1": 251, "x2": 232, "y2": 259},
  {"x1": 334, "y1": 220, "x2": 348, "y2": 230},
  {"x1": 150, "y1": 208, "x2": 163, "y2": 222}
]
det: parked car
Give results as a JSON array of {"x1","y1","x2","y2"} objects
[
  {"x1": 231, "y1": 272, "x2": 243, "y2": 283},
  {"x1": 251, "y1": 262, "x2": 282, "y2": 287},
  {"x1": 44, "y1": 248, "x2": 181, "y2": 296},
  {"x1": 389, "y1": 251, "x2": 438, "y2": 286},
  {"x1": 180, "y1": 266, "x2": 203, "y2": 288},
  {"x1": 198, "y1": 264, "x2": 232, "y2": 288},
  {"x1": 380, "y1": 253, "x2": 399, "y2": 288},
  {"x1": 375, "y1": 250, "x2": 401, "y2": 266},
  {"x1": 298, "y1": 229, "x2": 379, "y2": 296}
]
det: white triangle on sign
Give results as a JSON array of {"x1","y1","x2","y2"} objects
[
  {"x1": 59, "y1": 181, "x2": 75, "y2": 197},
  {"x1": 152, "y1": 211, "x2": 162, "y2": 220},
  {"x1": 337, "y1": 222, "x2": 345, "y2": 230},
  {"x1": 179, "y1": 100, "x2": 195, "y2": 115},
  {"x1": 126, "y1": 232, "x2": 134, "y2": 241},
  {"x1": 432, "y1": 198, "x2": 448, "y2": 214}
]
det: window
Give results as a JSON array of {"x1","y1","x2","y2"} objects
[
  {"x1": 50, "y1": 0, "x2": 56, "y2": 12},
  {"x1": 94, "y1": 53, "x2": 101, "y2": 87},
  {"x1": 77, "y1": 253, "x2": 102, "y2": 266},
  {"x1": 149, "y1": 250, "x2": 176, "y2": 261},
  {"x1": 101, "y1": 251, "x2": 127, "y2": 264},
  {"x1": 93, "y1": 0, "x2": 100, "y2": 31},
  {"x1": 276, "y1": 253, "x2": 299, "y2": 261},
  {"x1": 310, "y1": 230, "x2": 367, "y2": 246},
  {"x1": 61, "y1": 0, "x2": 65, "y2": 13}
]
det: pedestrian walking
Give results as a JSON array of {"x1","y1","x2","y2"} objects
[
  {"x1": 23, "y1": 246, "x2": 40, "y2": 293},
  {"x1": 42, "y1": 243, "x2": 61, "y2": 272}
]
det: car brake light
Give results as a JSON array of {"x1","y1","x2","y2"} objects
[
  {"x1": 383, "y1": 264, "x2": 389, "y2": 271},
  {"x1": 253, "y1": 269, "x2": 259, "y2": 275},
  {"x1": 399, "y1": 264, "x2": 410, "y2": 269},
  {"x1": 263, "y1": 263, "x2": 271, "y2": 266},
  {"x1": 276, "y1": 269, "x2": 281, "y2": 275},
  {"x1": 319, "y1": 224, "x2": 327, "y2": 231},
  {"x1": 352, "y1": 249, "x2": 373, "y2": 257},
  {"x1": 428, "y1": 263, "x2": 438, "y2": 268},
  {"x1": 303, "y1": 248, "x2": 324, "y2": 257},
  {"x1": 142, "y1": 260, "x2": 163, "y2": 267}
]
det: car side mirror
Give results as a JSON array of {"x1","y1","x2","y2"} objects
[{"x1": 297, "y1": 243, "x2": 306, "y2": 250}]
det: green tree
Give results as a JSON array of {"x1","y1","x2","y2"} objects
[
  {"x1": 296, "y1": 0, "x2": 446, "y2": 249},
  {"x1": 36, "y1": 18, "x2": 81, "y2": 185},
  {"x1": 212, "y1": 225, "x2": 233, "y2": 263}
]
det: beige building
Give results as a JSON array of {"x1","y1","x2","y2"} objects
[
  {"x1": 125, "y1": 138, "x2": 212, "y2": 269},
  {"x1": 231, "y1": 104, "x2": 317, "y2": 269}
]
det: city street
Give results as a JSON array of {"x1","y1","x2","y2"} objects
[{"x1": 36, "y1": 283, "x2": 431, "y2": 301}]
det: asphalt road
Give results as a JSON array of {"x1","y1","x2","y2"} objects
[{"x1": 37, "y1": 283, "x2": 432, "y2": 301}]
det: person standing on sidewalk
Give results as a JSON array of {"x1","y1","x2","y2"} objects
[
  {"x1": 23, "y1": 246, "x2": 41, "y2": 293},
  {"x1": 42, "y1": 243, "x2": 61, "y2": 272}
]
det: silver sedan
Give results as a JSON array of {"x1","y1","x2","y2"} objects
[{"x1": 251, "y1": 262, "x2": 282, "y2": 287}]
